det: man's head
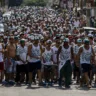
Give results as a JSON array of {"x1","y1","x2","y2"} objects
[
  {"x1": 55, "y1": 38, "x2": 60, "y2": 46},
  {"x1": 3, "y1": 36, "x2": 8, "y2": 43},
  {"x1": 46, "y1": 40, "x2": 52, "y2": 47},
  {"x1": 34, "y1": 36, "x2": 39, "y2": 44},
  {"x1": 14, "y1": 36, "x2": 19, "y2": 43},
  {"x1": 84, "y1": 38, "x2": 90, "y2": 47},
  {"x1": 88, "y1": 34, "x2": 93, "y2": 41},
  {"x1": 63, "y1": 38, "x2": 69, "y2": 47},
  {"x1": 20, "y1": 33, "x2": 24, "y2": 39},
  {"x1": 77, "y1": 38, "x2": 82, "y2": 46},
  {"x1": 9, "y1": 36, "x2": 14, "y2": 44},
  {"x1": 20, "y1": 39, "x2": 25, "y2": 47}
]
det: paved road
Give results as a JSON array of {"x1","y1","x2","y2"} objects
[{"x1": 0, "y1": 83, "x2": 96, "y2": 96}]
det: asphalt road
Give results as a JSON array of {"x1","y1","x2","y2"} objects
[{"x1": 0, "y1": 82, "x2": 96, "y2": 96}]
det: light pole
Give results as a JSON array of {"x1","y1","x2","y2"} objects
[{"x1": 73, "y1": 0, "x2": 76, "y2": 8}]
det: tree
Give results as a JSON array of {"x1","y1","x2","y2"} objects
[
  {"x1": 0, "y1": 0, "x2": 5, "y2": 7},
  {"x1": 23, "y1": 0, "x2": 47, "y2": 6},
  {"x1": 8, "y1": 0, "x2": 23, "y2": 7}
]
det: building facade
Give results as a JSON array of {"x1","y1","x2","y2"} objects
[{"x1": 59, "y1": 0, "x2": 96, "y2": 8}]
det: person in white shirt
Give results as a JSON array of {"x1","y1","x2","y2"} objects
[
  {"x1": 15, "y1": 39, "x2": 28, "y2": 84},
  {"x1": 73, "y1": 18, "x2": 80, "y2": 28},
  {"x1": 28, "y1": 36, "x2": 42, "y2": 87},
  {"x1": 57, "y1": 38, "x2": 73, "y2": 88},
  {"x1": 77, "y1": 38, "x2": 95, "y2": 88},
  {"x1": 42, "y1": 40, "x2": 53, "y2": 86},
  {"x1": 51, "y1": 38, "x2": 60, "y2": 82},
  {"x1": 73, "y1": 39, "x2": 82, "y2": 84},
  {"x1": 93, "y1": 45, "x2": 96, "y2": 84}
]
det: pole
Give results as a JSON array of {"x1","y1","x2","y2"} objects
[
  {"x1": 73, "y1": 0, "x2": 75, "y2": 8},
  {"x1": 80, "y1": 0, "x2": 83, "y2": 9}
]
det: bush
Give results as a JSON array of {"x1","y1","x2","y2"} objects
[{"x1": 23, "y1": 0, "x2": 47, "y2": 6}]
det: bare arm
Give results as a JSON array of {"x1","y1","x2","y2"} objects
[
  {"x1": 57, "y1": 46, "x2": 62, "y2": 65},
  {"x1": 76, "y1": 47, "x2": 83, "y2": 66},
  {"x1": 71, "y1": 47, "x2": 74, "y2": 61},
  {"x1": 28, "y1": 45, "x2": 32, "y2": 57},
  {"x1": 6, "y1": 45, "x2": 10, "y2": 59},
  {"x1": 0, "y1": 44, "x2": 4, "y2": 53},
  {"x1": 40, "y1": 44, "x2": 43, "y2": 60},
  {"x1": 91, "y1": 48, "x2": 95, "y2": 65}
]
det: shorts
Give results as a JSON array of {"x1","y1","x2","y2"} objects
[
  {"x1": 5, "y1": 58, "x2": 15, "y2": 73},
  {"x1": 28, "y1": 61, "x2": 41, "y2": 72},
  {"x1": 44, "y1": 65, "x2": 53, "y2": 73},
  {"x1": 81, "y1": 63, "x2": 92, "y2": 73},
  {"x1": 16, "y1": 64, "x2": 28, "y2": 73},
  {"x1": 74, "y1": 63, "x2": 80, "y2": 72},
  {"x1": 0, "y1": 62, "x2": 4, "y2": 71}
]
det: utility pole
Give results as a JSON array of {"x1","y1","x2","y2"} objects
[
  {"x1": 73, "y1": 0, "x2": 76, "y2": 8},
  {"x1": 80, "y1": 0, "x2": 83, "y2": 9}
]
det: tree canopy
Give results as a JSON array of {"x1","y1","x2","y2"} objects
[{"x1": 23, "y1": 0, "x2": 47, "y2": 6}]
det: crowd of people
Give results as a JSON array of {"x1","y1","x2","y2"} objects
[{"x1": 0, "y1": 6, "x2": 96, "y2": 89}]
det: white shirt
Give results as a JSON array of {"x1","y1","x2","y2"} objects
[
  {"x1": 80, "y1": 46, "x2": 92, "y2": 64},
  {"x1": 16, "y1": 45, "x2": 28, "y2": 65},
  {"x1": 51, "y1": 46, "x2": 58, "y2": 64},
  {"x1": 59, "y1": 45, "x2": 71, "y2": 62},
  {"x1": 42, "y1": 48, "x2": 53, "y2": 65},
  {"x1": 29, "y1": 44, "x2": 41, "y2": 63},
  {"x1": 74, "y1": 20, "x2": 80, "y2": 27}
]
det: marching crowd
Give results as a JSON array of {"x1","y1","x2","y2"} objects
[{"x1": 0, "y1": 6, "x2": 96, "y2": 89}]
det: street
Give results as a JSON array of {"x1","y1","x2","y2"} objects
[{"x1": 0, "y1": 83, "x2": 96, "y2": 96}]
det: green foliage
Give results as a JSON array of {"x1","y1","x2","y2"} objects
[{"x1": 23, "y1": 0, "x2": 47, "y2": 6}]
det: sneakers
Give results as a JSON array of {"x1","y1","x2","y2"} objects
[
  {"x1": 38, "y1": 82, "x2": 44, "y2": 86},
  {"x1": 48, "y1": 82, "x2": 54, "y2": 86},
  {"x1": 8, "y1": 80, "x2": 15, "y2": 85},
  {"x1": 87, "y1": 84, "x2": 91, "y2": 88},
  {"x1": 95, "y1": 80, "x2": 96, "y2": 84},
  {"x1": 65, "y1": 85, "x2": 70, "y2": 89},
  {"x1": 28, "y1": 83, "x2": 32, "y2": 87},
  {"x1": 2, "y1": 80, "x2": 8, "y2": 85}
]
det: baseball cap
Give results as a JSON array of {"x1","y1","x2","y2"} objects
[
  {"x1": 34, "y1": 36, "x2": 39, "y2": 40},
  {"x1": 63, "y1": 38, "x2": 69, "y2": 42},
  {"x1": 46, "y1": 40, "x2": 52, "y2": 44},
  {"x1": 14, "y1": 36, "x2": 19, "y2": 40},
  {"x1": 77, "y1": 39, "x2": 82, "y2": 43},
  {"x1": 20, "y1": 39, "x2": 25, "y2": 43},
  {"x1": 83, "y1": 38, "x2": 89, "y2": 44}
]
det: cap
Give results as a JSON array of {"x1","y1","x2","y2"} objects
[
  {"x1": 77, "y1": 39, "x2": 82, "y2": 43},
  {"x1": 14, "y1": 36, "x2": 19, "y2": 40},
  {"x1": 31, "y1": 35, "x2": 35, "y2": 40},
  {"x1": 4, "y1": 36, "x2": 7, "y2": 39},
  {"x1": 46, "y1": 40, "x2": 52, "y2": 44},
  {"x1": 34, "y1": 36, "x2": 39, "y2": 40},
  {"x1": 63, "y1": 38, "x2": 69, "y2": 42},
  {"x1": 83, "y1": 38, "x2": 89, "y2": 43},
  {"x1": 20, "y1": 39, "x2": 25, "y2": 43},
  {"x1": 60, "y1": 36, "x2": 65, "y2": 40}
]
